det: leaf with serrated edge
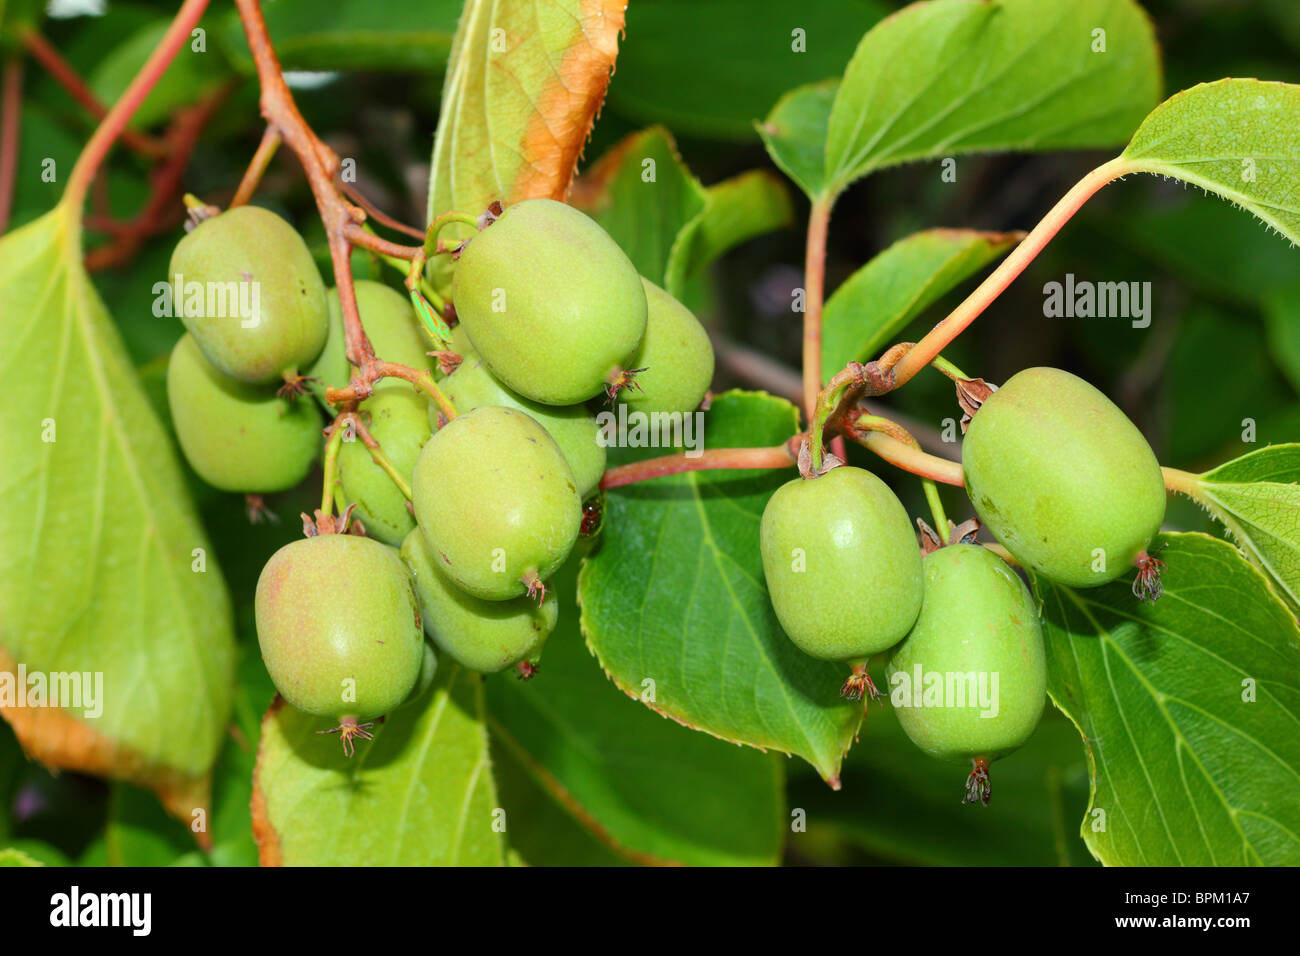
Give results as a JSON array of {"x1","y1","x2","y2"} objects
[
  {"x1": 1196, "y1": 444, "x2": 1300, "y2": 612},
  {"x1": 821, "y1": 228, "x2": 1021, "y2": 380},
  {"x1": 489, "y1": 560, "x2": 784, "y2": 866},
  {"x1": 820, "y1": 0, "x2": 1160, "y2": 200},
  {"x1": 579, "y1": 391, "x2": 861, "y2": 785},
  {"x1": 0, "y1": 204, "x2": 235, "y2": 825},
  {"x1": 251, "y1": 664, "x2": 503, "y2": 866},
  {"x1": 1035, "y1": 533, "x2": 1300, "y2": 866},
  {"x1": 426, "y1": 0, "x2": 624, "y2": 235},
  {"x1": 1122, "y1": 79, "x2": 1300, "y2": 244}
]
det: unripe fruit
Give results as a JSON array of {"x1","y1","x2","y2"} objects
[
  {"x1": 255, "y1": 534, "x2": 424, "y2": 725},
  {"x1": 305, "y1": 287, "x2": 351, "y2": 408},
  {"x1": 438, "y1": 351, "x2": 605, "y2": 498},
  {"x1": 400, "y1": 529, "x2": 556, "y2": 674},
  {"x1": 618, "y1": 279, "x2": 714, "y2": 415},
  {"x1": 962, "y1": 367, "x2": 1165, "y2": 588},
  {"x1": 337, "y1": 384, "x2": 431, "y2": 545},
  {"x1": 166, "y1": 333, "x2": 320, "y2": 492},
  {"x1": 395, "y1": 640, "x2": 439, "y2": 711},
  {"x1": 760, "y1": 466, "x2": 924, "y2": 666},
  {"x1": 453, "y1": 199, "x2": 647, "y2": 405},
  {"x1": 168, "y1": 206, "x2": 328, "y2": 385},
  {"x1": 886, "y1": 543, "x2": 1046, "y2": 805},
  {"x1": 411, "y1": 405, "x2": 581, "y2": 600}
]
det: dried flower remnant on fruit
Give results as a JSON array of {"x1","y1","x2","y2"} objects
[
  {"x1": 1132, "y1": 549, "x2": 1166, "y2": 604},
  {"x1": 956, "y1": 377, "x2": 997, "y2": 434},
  {"x1": 964, "y1": 758, "x2": 992, "y2": 807}
]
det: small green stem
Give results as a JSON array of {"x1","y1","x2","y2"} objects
[
  {"x1": 850, "y1": 414, "x2": 965, "y2": 486},
  {"x1": 931, "y1": 355, "x2": 969, "y2": 382},
  {"x1": 923, "y1": 480, "x2": 949, "y2": 535},
  {"x1": 808, "y1": 367, "x2": 861, "y2": 471},
  {"x1": 424, "y1": 209, "x2": 480, "y2": 256},
  {"x1": 320, "y1": 422, "x2": 345, "y2": 516},
  {"x1": 362, "y1": 438, "x2": 413, "y2": 501},
  {"x1": 1162, "y1": 466, "x2": 1206, "y2": 502}
]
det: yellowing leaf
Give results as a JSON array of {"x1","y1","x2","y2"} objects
[
  {"x1": 0, "y1": 204, "x2": 236, "y2": 824},
  {"x1": 427, "y1": 0, "x2": 625, "y2": 232}
]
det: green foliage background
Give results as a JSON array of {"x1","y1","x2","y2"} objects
[{"x1": 3, "y1": 0, "x2": 1299, "y2": 866}]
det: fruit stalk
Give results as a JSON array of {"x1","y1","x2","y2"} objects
[
  {"x1": 888, "y1": 156, "x2": 1135, "y2": 389},
  {"x1": 63, "y1": 0, "x2": 211, "y2": 210},
  {"x1": 230, "y1": 125, "x2": 282, "y2": 207},
  {"x1": 0, "y1": 59, "x2": 21, "y2": 235},
  {"x1": 849, "y1": 417, "x2": 965, "y2": 486}
]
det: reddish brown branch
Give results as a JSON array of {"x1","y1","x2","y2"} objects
[
  {"x1": 0, "y1": 57, "x2": 21, "y2": 234},
  {"x1": 21, "y1": 30, "x2": 168, "y2": 160},
  {"x1": 601, "y1": 443, "x2": 798, "y2": 490},
  {"x1": 340, "y1": 180, "x2": 424, "y2": 240},
  {"x1": 344, "y1": 222, "x2": 422, "y2": 260}
]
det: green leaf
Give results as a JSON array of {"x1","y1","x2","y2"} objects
[
  {"x1": 758, "y1": 80, "x2": 838, "y2": 201},
  {"x1": 1122, "y1": 79, "x2": 1300, "y2": 243},
  {"x1": 219, "y1": 0, "x2": 461, "y2": 73},
  {"x1": 1035, "y1": 532, "x2": 1300, "y2": 866},
  {"x1": 575, "y1": 127, "x2": 707, "y2": 291},
  {"x1": 251, "y1": 663, "x2": 504, "y2": 866},
  {"x1": 1195, "y1": 444, "x2": 1300, "y2": 612},
  {"x1": 103, "y1": 783, "x2": 196, "y2": 867},
  {"x1": 609, "y1": 0, "x2": 890, "y2": 140},
  {"x1": 822, "y1": 0, "x2": 1160, "y2": 199},
  {"x1": 680, "y1": 171, "x2": 795, "y2": 288},
  {"x1": 0, "y1": 205, "x2": 235, "y2": 820},
  {"x1": 579, "y1": 391, "x2": 861, "y2": 785},
  {"x1": 576, "y1": 128, "x2": 792, "y2": 298},
  {"x1": 89, "y1": 19, "x2": 230, "y2": 130},
  {"x1": 788, "y1": 707, "x2": 1095, "y2": 866},
  {"x1": 488, "y1": 560, "x2": 785, "y2": 866},
  {"x1": 821, "y1": 228, "x2": 1020, "y2": 380},
  {"x1": 426, "y1": 0, "x2": 625, "y2": 233}
]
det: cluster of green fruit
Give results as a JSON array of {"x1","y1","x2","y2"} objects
[
  {"x1": 164, "y1": 199, "x2": 715, "y2": 753},
  {"x1": 761, "y1": 367, "x2": 1166, "y2": 803}
]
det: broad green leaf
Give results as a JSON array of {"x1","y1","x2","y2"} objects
[
  {"x1": 89, "y1": 19, "x2": 229, "y2": 130},
  {"x1": 251, "y1": 664, "x2": 504, "y2": 866},
  {"x1": 219, "y1": 0, "x2": 460, "y2": 73},
  {"x1": 822, "y1": 0, "x2": 1160, "y2": 199},
  {"x1": 1036, "y1": 532, "x2": 1300, "y2": 866},
  {"x1": 610, "y1": 0, "x2": 890, "y2": 140},
  {"x1": 579, "y1": 391, "x2": 861, "y2": 785},
  {"x1": 821, "y1": 228, "x2": 1020, "y2": 380},
  {"x1": 758, "y1": 80, "x2": 838, "y2": 201},
  {"x1": 426, "y1": 0, "x2": 625, "y2": 234},
  {"x1": 788, "y1": 706, "x2": 1095, "y2": 866},
  {"x1": 489, "y1": 560, "x2": 784, "y2": 866},
  {"x1": 1195, "y1": 444, "x2": 1300, "y2": 612},
  {"x1": 0, "y1": 205, "x2": 235, "y2": 822},
  {"x1": 680, "y1": 171, "x2": 795, "y2": 289},
  {"x1": 490, "y1": 732, "x2": 631, "y2": 866},
  {"x1": 575, "y1": 127, "x2": 792, "y2": 298},
  {"x1": 1122, "y1": 79, "x2": 1300, "y2": 243},
  {"x1": 573, "y1": 127, "x2": 707, "y2": 291}
]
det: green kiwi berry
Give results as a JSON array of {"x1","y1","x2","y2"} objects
[
  {"x1": 452, "y1": 199, "x2": 646, "y2": 405},
  {"x1": 962, "y1": 367, "x2": 1165, "y2": 588},
  {"x1": 400, "y1": 529, "x2": 556, "y2": 675},
  {"x1": 166, "y1": 333, "x2": 320, "y2": 493},
  {"x1": 617, "y1": 279, "x2": 714, "y2": 415},
  {"x1": 168, "y1": 205, "x2": 328, "y2": 385},
  {"x1": 411, "y1": 405, "x2": 581, "y2": 601},
  {"x1": 337, "y1": 383, "x2": 431, "y2": 545}
]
